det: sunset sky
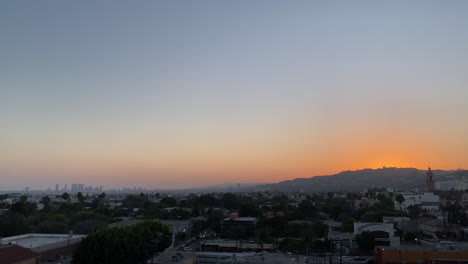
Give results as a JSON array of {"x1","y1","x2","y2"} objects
[{"x1": 1, "y1": 1, "x2": 468, "y2": 190}]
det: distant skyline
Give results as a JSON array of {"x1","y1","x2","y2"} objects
[{"x1": 1, "y1": 1, "x2": 468, "y2": 190}]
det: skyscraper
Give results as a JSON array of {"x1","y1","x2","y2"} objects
[{"x1": 55, "y1": 184, "x2": 59, "y2": 192}]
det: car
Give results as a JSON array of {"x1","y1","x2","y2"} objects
[{"x1": 183, "y1": 247, "x2": 193, "y2": 251}]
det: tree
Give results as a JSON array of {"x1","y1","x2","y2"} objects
[
  {"x1": 160, "y1": 197, "x2": 178, "y2": 207},
  {"x1": 396, "y1": 194, "x2": 405, "y2": 205},
  {"x1": 77, "y1": 192, "x2": 85, "y2": 210},
  {"x1": 222, "y1": 193, "x2": 241, "y2": 210},
  {"x1": 73, "y1": 220, "x2": 171, "y2": 264},
  {"x1": 298, "y1": 200, "x2": 318, "y2": 219},
  {"x1": 300, "y1": 228, "x2": 315, "y2": 256},
  {"x1": 404, "y1": 232, "x2": 417, "y2": 241},
  {"x1": 9, "y1": 197, "x2": 36, "y2": 217},
  {"x1": 73, "y1": 219, "x2": 107, "y2": 234},
  {"x1": 224, "y1": 225, "x2": 248, "y2": 240},
  {"x1": 41, "y1": 196, "x2": 51, "y2": 205},
  {"x1": 207, "y1": 209, "x2": 224, "y2": 233},
  {"x1": 407, "y1": 205, "x2": 421, "y2": 219},
  {"x1": 38, "y1": 220, "x2": 68, "y2": 234},
  {"x1": 92, "y1": 193, "x2": 107, "y2": 210},
  {"x1": 62, "y1": 192, "x2": 70, "y2": 202},
  {"x1": 256, "y1": 228, "x2": 273, "y2": 260},
  {"x1": 355, "y1": 231, "x2": 375, "y2": 251},
  {"x1": 122, "y1": 194, "x2": 147, "y2": 209},
  {"x1": 323, "y1": 198, "x2": 353, "y2": 221},
  {"x1": 41, "y1": 196, "x2": 52, "y2": 212},
  {"x1": 0, "y1": 213, "x2": 31, "y2": 237},
  {"x1": 376, "y1": 194, "x2": 394, "y2": 210},
  {"x1": 198, "y1": 194, "x2": 220, "y2": 208},
  {"x1": 239, "y1": 203, "x2": 261, "y2": 217}
]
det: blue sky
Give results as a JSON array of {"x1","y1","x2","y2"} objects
[{"x1": 1, "y1": 1, "x2": 468, "y2": 190}]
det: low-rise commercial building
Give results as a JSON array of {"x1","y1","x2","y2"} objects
[
  {"x1": 0, "y1": 233, "x2": 86, "y2": 262},
  {"x1": 222, "y1": 213, "x2": 256, "y2": 237}
]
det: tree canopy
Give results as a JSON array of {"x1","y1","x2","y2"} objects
[
  {"x1": 355, "y1": 231, "x2": 375, "y2": 251},
  {"x1": 72, "y1": 220, "x2": 172, "y2": 264}
]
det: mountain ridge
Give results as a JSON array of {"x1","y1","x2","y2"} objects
[{"x1": 254, "y1": 167, "x2": 468, "y2": 192}]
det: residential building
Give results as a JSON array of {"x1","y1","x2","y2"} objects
[{"x1": 436, "y1": 180, "x2": 468, "y2": 191}]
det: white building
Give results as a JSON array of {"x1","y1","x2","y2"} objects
[
  {"x1": 435, "y1": 180, "x2": 468, "y2": 191},
  {"x1": 0, "y1": 233, "x2": 86, "y2": 253},
  {"x1": 394, "y1": 192, "x2": 440, "y2": 212}
]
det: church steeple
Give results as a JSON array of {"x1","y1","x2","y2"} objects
[{"x1": 426, "y1": 166, "x2": 435, "y2": 191}]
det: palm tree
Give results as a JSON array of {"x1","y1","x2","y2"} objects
[
  {"x1": 77, "y1": 192, "x2": 85, "y2": 210},
  {"x1": 256, "y1": 228, "x2": 272, "y2": 262}
]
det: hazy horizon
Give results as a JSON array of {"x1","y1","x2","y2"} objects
[
  {"x1": 0, "y1": 166, "x2": 463, "y2": 191},
  {"x1": 2, "y1": 1, "x2": 468, "y2": 190}
]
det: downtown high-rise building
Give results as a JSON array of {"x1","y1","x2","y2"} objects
[{"x1": 71, "y1": 183, "x2": 85, "y2": 193}]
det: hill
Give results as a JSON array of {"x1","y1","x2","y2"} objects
[{"x1": 255, "y1": 168, "x2": 467, "y2": 192}]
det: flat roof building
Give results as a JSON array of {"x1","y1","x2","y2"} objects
[
  {"x1": 148, "y1": 251, "x2": 196, "y2": 264},
  {"x1": 0, "y1": 233, "x2": 86, "y2": 262},
  {"x1": 222, "y1": 213, "x2": 256, "y2": 237}
]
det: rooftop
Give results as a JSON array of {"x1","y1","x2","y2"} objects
[
  {"x1": 224, "y1": 217, "x2": 256, "y2": 222},
  {"x1": 377, "y1": 240, "x2": 468, "y2": 252},
  {"x1": 108, "y1": 219, "x2": 144, "y2": 228},
  {"x1": 0, "y1": 233, "x2": 86, "y2": 249},
  {"x1": 151, "y1": 251, "x2": 195, "y2": 264},
  {"x1": 0, "y1": 244, "x2": 40, "y2": 264}
]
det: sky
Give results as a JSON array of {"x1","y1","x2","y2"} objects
[{"x1": 1, "y1": 1, "x2": 468, "y2": 190}]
